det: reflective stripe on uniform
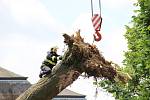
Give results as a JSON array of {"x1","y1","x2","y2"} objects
[
  {"x1": 45, "y1": 59, "x2": 56, "y2": 65},
  {"x1": 52, "y1": 56, "x2": 56, "y2": 61}
]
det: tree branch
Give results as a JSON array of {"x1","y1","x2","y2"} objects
[{"x1": 17, "y1": 30, "x2": 131, "y2": 100}]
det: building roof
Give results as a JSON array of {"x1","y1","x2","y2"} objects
[
  {"x1": 0, "y1": 66, "x2": 31, "y2": 100},
  {"x1": 55, "y1": 89, "x2": 86, "y2": 98},
  {"x1": 0, "y1": 67, "x2": 27, "y2": 80}
]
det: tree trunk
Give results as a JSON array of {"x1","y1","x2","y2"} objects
[{"x1": 17, "y1": 30, "x2": 131, "y2": 100}]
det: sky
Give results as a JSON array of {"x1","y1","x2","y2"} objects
[{"x1": 0, "y1": 0, "x2": 137, "y2": 100}]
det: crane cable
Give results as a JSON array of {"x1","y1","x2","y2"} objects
[
  {"x1": 91, "y1": 0, "x2": 94, "y2": 17},
  {"x1": 99, "y1": 0, "x2": 102, "y2": 17},
  {"x1": 91, "y1": 0, "x2": 101, "y2": 17}
]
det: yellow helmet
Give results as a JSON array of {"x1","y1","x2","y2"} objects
[{"x1": 51, "y1": 46, "x2": 58, "y2": 52}]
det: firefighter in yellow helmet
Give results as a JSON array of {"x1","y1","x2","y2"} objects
[{"x1": 39, "y1": 46, "x2": 62, "y2": 78}]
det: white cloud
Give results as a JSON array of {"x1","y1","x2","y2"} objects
[
  {"x1": 102, "y1": 0, "x2": 137, "y2": 9},
  {"x1": 99, "y1": 28, "x2": 127, "y2": 65},
  {"x1": 10, "y1": 0, "x2": 51, "y2": 24},
  {"x1": 0, "y1": 0, "x2": 66, "y2": 33}
]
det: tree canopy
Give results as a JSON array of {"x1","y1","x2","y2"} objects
[{"x1": 98, "y1": 0, "x2": 150, "y2": 99}]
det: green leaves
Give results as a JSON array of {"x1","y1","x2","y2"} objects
[{"x1": 97, "y1": 0, "x2": 150, "y2": 99}]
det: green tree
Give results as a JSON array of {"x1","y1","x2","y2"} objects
[{"x1": 98, "y1": 0, "x2": 150, "y2": 100}]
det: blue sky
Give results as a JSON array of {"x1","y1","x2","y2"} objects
[{"x1": 0, "y1": 0, "x2": 137, "y2": 100}]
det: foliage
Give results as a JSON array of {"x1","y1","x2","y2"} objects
[{"x1": 98, "y1": 0, "x2": 150, "y2": 99}]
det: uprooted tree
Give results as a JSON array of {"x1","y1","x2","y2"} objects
[{"x1": 16, "y1": 30, "x2": 131, "y2": 100}]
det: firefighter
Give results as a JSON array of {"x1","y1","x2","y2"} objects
[{"x1": 39, "y1": 46, "x2": 62, "y2": 78}]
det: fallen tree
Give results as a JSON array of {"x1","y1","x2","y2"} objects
[{"x1": 17, "y1": 30, "x2": 131, "y2": 100}]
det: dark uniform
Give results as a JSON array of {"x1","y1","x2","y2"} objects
[{"x1": 39, "y1": 50, "x2": 62, "y2": 78}]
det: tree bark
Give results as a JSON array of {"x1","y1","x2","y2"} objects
[{"x1": 17, "y1": 30, "x2": 131, "y2": 100}]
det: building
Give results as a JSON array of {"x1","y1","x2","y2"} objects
[
  {"x1": 53, "y1": 89, "x2": 86, "y2": 100},
  {"x1": 0, "y1": 66, "x2": 86, "y2": 100},
  {"x1": 0, "y1": 67, "x2": 31, "y2": 100}
]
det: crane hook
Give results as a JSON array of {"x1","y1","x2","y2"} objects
[{"x1": 93, "y1": 30, "x2": 102, "y2": 41}]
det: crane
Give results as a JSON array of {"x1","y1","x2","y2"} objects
[{"x1": 91, "y1": 0, "x2": 102, "y2": 42}]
